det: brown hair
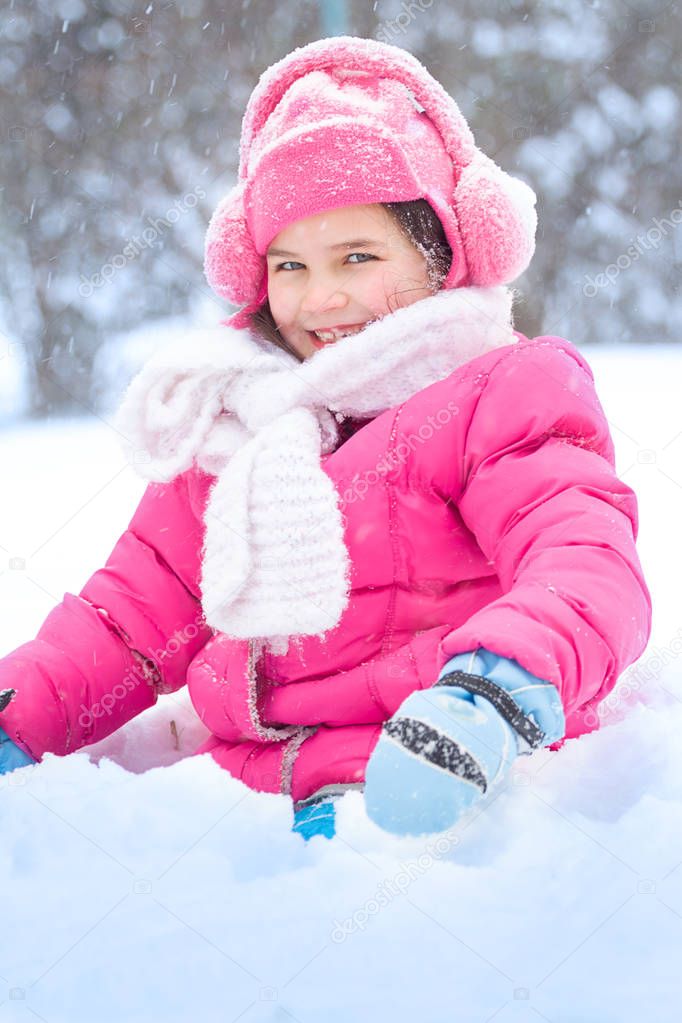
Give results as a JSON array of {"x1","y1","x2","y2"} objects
[{"x1": 249, "y1": 199, "x2": 453, "y2": 362}]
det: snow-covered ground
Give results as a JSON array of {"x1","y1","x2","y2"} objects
[{"x1": 1, "y1": 341, "x2": 681, "y2": 1022}]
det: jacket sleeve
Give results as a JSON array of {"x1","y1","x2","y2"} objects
[
  {"x1": 0, "y1": 468, "x2": 213, "y2": 762},
  {"x1": 438, "y1": 338, "x2": 652, "y2": 733}
]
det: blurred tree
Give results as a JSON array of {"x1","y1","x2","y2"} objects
[{"x1": 0, "y1": 0, "x2": 679, "y2": 420}]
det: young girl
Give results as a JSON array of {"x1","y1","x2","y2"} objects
[{"x1": 0, "y1": 37, "x2": 651, "y2": 840}]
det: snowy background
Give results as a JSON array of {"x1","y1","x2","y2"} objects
[{"x1": 2, "y1": 1, "x2": 682, "y2": 1020}]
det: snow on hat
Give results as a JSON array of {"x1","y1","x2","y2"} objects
[{"x1": 204, "y1": 35, "x2": 537, "y2": 325}]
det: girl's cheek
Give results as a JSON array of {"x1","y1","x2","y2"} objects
[{"x1": 267, "y1": 283, "x2": 290, "y2": 319}]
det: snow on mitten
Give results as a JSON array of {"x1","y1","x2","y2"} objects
[{"x1": 364, "y1": 649, "x2": 565, "y2": 836}]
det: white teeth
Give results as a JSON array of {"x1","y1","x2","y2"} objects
[{"x1": 312, "y1": 325, "x2": 365, "y2": 343}]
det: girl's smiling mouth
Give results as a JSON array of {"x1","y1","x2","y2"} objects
[{"x1": 307, "y1": 323, "x2": 369, "y2": 348}]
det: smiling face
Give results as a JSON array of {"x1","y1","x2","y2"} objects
[{"x1": 265, "y1": 203, "x2": 437, "y2": 359}]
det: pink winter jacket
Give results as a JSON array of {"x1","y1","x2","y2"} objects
[{"x1": 0, "y1": 333, "x2": 652, "y2": 805}]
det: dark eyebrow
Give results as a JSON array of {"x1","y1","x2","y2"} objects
[{"x1": 266, "y1": 238, "x2": 385, "y2": 258}]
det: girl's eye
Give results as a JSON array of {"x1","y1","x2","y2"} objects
[
  {"x1": 274, "y1": 252, "x2": 376, "y2": 272},
  {"x1": 346, "y1": 252, "x2": 376, "y2": 264}
]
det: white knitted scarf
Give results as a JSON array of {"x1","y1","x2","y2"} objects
[{"x1": 114, "y1": 285, "x2": 517, "y2": 656}]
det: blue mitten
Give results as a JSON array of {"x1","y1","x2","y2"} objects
[
  {"x1": 0, "y1": 688, "x2": 36, "y2": 775},
  {"x1": 292, "y1": 799, "x2": 336, "y2": 841},
  {"x1": 364, "y1": 649, "x2": 565, "y2": 836}
]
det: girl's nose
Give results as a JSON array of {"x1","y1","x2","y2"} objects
[{"x1": 300, "y1": 277, "x2": 349, "y2": 317}]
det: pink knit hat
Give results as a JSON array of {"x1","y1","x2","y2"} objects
[{"x1": 204, "y1": 36, "x2": 537, "y2": 328}]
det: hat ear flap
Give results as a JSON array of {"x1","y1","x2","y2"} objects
[
  {"x1": 454, "y1": 153, "x2": 537, "y2": 286},
  {"x1": 204, "y1": 182, "x2": 264, "y2": 305}
]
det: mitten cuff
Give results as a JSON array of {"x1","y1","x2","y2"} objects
[
  {"x1": 435, "y1": 670, "x2": 546, "y2": 750},
  {"x1": 437, "y1": 649, "x2": 566, "y2": 747}
]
